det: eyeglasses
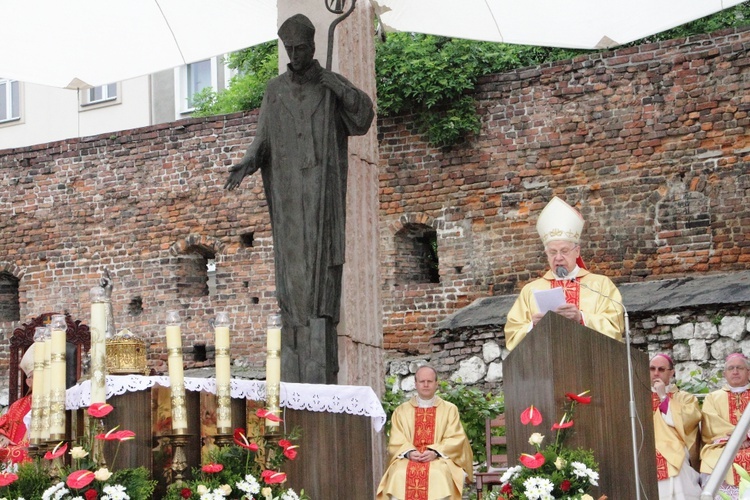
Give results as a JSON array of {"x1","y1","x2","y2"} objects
[
  {"x1": 726, "y1": 366, "x2": 749, "y2": 372},
  {"x1": 649, "y1": 366, "x2": 672, "y2": 373},
  {"x1": 545, "y1": 246, "x2": 578, "y2": 258}
]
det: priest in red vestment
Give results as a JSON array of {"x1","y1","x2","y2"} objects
[
  {"x1": 377, "y1": 366, "x2": 473, "y2": 500},
  {"x1": 701, "y1": 353, "x2": 750, "y2": 499},
  {"x1": 0, "y1": 345, "x2": 34, "y2": 464}
]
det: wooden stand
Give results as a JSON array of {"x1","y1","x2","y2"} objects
[{"x1": 504, "y1": 312, "x2": 657, "y2": 499}]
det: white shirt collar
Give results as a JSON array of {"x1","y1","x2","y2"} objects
[
  {"x1": 416, "y1": 396, "x2": 436, "y2": 408},
  {"x1": 730, "y1": 383, "x2": 750, "y2": 393}
]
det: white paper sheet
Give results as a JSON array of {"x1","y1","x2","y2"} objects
[{"x1": 533, "y1": 287, "x2": 566, "y2": 313}]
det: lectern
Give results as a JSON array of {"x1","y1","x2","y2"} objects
[{"x1": 504, "y1": 312, "x2": 657, "y2": 499}]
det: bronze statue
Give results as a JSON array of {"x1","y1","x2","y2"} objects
[{"x1": 225, "y1": 14, "x2": 374, "y2": 383}]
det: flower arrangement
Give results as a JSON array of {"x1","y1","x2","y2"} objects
[
  {"x1": 0, "y1": 403, "x2": 156, "y2": 500},
  {"x1": 163, "y1": 409, "x2": 307, "y2": 500},
  {"x1": 498, "y1": 391, "x2": 600, "y2": 500}
]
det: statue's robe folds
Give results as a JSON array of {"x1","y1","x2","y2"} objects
[
  {"x1": 504, "y1": 269, "x2": 623, "y2": 350},
  {"x1": 241, "y1": 59, "x2": 374, "y2": 381},
  {"x1": 377, "y1": 397, "x2": 473, "y2": 500},
  {"x1": 701, "y1": 386, "x2": 750, "y2": 486}
]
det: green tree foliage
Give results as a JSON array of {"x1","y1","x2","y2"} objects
[
  {"x1": 192, "y1": 2, "x2": 750, "y2": 145},
  {"x1": 191, "y1": 41, "x2": 278, "y2": 117}
]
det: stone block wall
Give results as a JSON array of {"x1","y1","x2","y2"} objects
[{"x1": 379, "y1": 28, "x2": 750, "y2": 354}]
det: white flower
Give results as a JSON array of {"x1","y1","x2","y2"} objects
[
  {"x1": 499, "y1": 465, "x2": 522, "y2": 483},
  {"x1": 42, "y1": 482, "x2": 66, "y2": 500},
  {"x1": 528, "y1": 432, "x2": 545, "y2": 446},
  {"x1": 236, "y1": 474, "x2": 261, "y2": 495},
  {"x1": 281, "y1": 489, "x2": 300, "y2": 500},
  {"x1": 71, "y1": 497, "x2": 85, "y2": 500},
  {"x1": 197, "y1": 485, "x2": 209, "y2": 495},
  {"x1": 95, "y1": 467, "x2": 113, "y2": 481},
  {"x1": 219, "y1": 484, "x2": 232, "y2": 496},
  {"x1": 70, "y1": 446, "x2": 89, "y2": 459},
  {"x1": 571, "y1": 461, "x2": 599, "y2": 486},
  {"x1": 554, "y1": 456, "x2": 566, "y2": 470},
  {"x1": 522, "y1": 476, "x2": 555, "y2": 500},
  {"x1": 261, "y1": 486, "x2": 273, "y2": 499},
  {"x1": 102, "y1": 483, "x2": 130, "y2": 500},
  {"x1": 581, "y1": 495, "x2": 594, "y2": 500}
]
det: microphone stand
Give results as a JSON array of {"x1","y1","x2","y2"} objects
[{"x1": 577, "y1": 279, "x2": 642, "y2": 500}]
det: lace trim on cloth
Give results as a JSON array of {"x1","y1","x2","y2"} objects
[{"x1": 66, "y1": 375, "x2": 386, "y2": 431}]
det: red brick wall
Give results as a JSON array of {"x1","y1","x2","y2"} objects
[
  {"x1": 378, "y1": 28, "x2": 750, "y2": 353},
  {"x1": 1, "y1": 28, "x2": 750, "y2": 372}
]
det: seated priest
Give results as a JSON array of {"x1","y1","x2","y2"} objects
[
  {"x1": 701, "y1": 353, "x2": 750, "y2": 499},
  {"x1": 650, "y1": 353, "x2": 702, "y2": 499},
  {"x1": 0, "y1": 345, "x2": 35, "y2": 464},
  {"x1": 377, "y1": 366, "x2": 473, "y2": 500},
  {"x1": 504, "y1": 196, "x2": 624, "y2": 351}
]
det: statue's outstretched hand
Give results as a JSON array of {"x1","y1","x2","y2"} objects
[{"x1": 224, "y1": 158, "x2": 258, "y2": 190}]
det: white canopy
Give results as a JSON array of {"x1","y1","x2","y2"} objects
[
  {"x1": 0, "y1": 0, "x2": 278, "y2": 89},
  {"x1": 372, "y1": 0, "x2": 747, "y2": 50},
  {"x1": 0, "y1": 0, "x2": 745, "y2": 89}
]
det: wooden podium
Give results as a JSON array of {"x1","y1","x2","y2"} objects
[{"x1": 504, "y1": 313, "x2": 657, "y2": 499}]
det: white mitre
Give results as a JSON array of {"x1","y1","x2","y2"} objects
[
  {"x1": 536, "y1": 196, "x2": 584, "y2": 245},
  {"x1": 19, "y1": 344, "x2": 35, "y2": 377}
]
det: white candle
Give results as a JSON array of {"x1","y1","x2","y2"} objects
[
  {"x1": 41, "y1": 331, "x2": 52, "y2": 441},
  {"x1": 265, "y1": 314, "x2": 282, "y2": 428},
  {"x1": 49, "y1": 314, "x2": 67, "y2": 438},
  {"x1": 30, "y1": 328, "x2": 46, "y2": 443},
  {"x1": 214, "y1": 312, "x2": 232, "y2": 431},
  {"x1": 166, "y1": 311, "x2": 187, "y2": 431},
  {"x1": 90, "y1": 287, "x2": 108, "y2": 404}
]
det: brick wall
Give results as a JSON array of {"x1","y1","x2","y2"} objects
[
  {"x1": 379, "y1": 28, "x2": 750, "y2": 353},
  {"x1": 2, "y1": 28, "x2": 750, "y2": 378}
]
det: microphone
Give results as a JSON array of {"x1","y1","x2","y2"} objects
[{"x1": 555, "y1": 266, "x2": 568, "y2": 278}]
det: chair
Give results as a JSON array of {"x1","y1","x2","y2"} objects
[
  {"x1": 475, "y1": 414, "x2": 509, "y2": 499},
  {"x1": 8, "y1": 312, "x2": 90, "y2": 405}
]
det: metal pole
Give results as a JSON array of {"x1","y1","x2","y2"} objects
[{"x1": 700, "y1": 402, "x2": 750, "y2": 499}]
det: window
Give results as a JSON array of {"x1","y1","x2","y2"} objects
[
  {"x1": 186, "y1": 59, "x2": 212, "y2": 110},
  {"x1": 85, "y1": 83, "x2": 117, "y2": 105},
  {"x1": 0, "y1": 272, "x2": 20, "y2": 322},
  {"x1": 395, "y1": 224, "x2": 440, "y2": 284},
  {"x1": 0, "y1": 78, "x2": 20, "y2": 123}
]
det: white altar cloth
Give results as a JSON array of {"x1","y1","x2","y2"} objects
[{"x1": 66, "y1": 375, "x2": 386, "y2": 431}]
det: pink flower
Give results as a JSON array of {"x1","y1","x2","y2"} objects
[
  {"x1": 87, "y1": 403, "x2": 114, "y2": 418},
  {"x1": 519, "y1": 452, "x2": 545, "y2": 469},
  {"x1": 261, "y1": 469, "x2": 287, "y2": 484},
  {"x1": 233, "y1": 428, "x2": 259, "y2": 451},
  {"x1": 202, "y1": 463, "x2": 223, "y2": 474},
  {"x1": 552, "y1": 420, "x2": 574, "y2": 430},
  {"x1": 44, "y1": 441, "x2": 68, "y2": 460},
  {"x1": 256, "y1": 408, "x2": 282, "y2": 423},
  {"x1": 0, "y1": 473, "x2": 18, "y2": 487},
  {"x1": 520, "y1": 405, "x2": 543, "y2": 426},
  {"x1": 66, "y1": 470, "x2": 96, "y2": 489},
  {"x1": 565, "y1": 391, "x2": 592, "y2": 405}
]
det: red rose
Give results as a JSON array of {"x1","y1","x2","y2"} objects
[
  {"x1": 85, "y1": 489, "x2": 98, "y2": 500},
  {"x1": 501, "y1": 483, "x2": 512, "y2": 494},
  {"x1": 180, "y1": 487, "x2": 192, "y2": 498},
  {"x1": 560, "y1": 480, "x2": 571, "y2": 492}
]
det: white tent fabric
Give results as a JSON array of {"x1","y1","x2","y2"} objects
[
  {"x1": 0, "y1": 0, "x2": 746, "y2": 89},
  {"x1": 372, "y1": 0, "x2": 747, "y2": 50},
  {"x1": 0, "y1": 0, "x2": 278, "y2": 89}
]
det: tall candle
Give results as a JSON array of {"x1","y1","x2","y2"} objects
[
  {"x1": 265, "y1": 314, "x2": 282, "y2": 429},
  {"x1": 49, "y1": 314, "x2": 67, "y2": 439},
  {"x1": 214, "y1": 312, "x2": 232, "y2": 431},
  {"x1": 166, "y1": 311, "x2": 187, "y2": 431},
  {"x1": 89, "y1": 286, "x2": 108, "y2": 404},
  {"x1": 30, "y1": 327, "x2": 46, "y2": 443},
  {"x1": 41, "y1": 328, "x2": 52, "y2": 441}
]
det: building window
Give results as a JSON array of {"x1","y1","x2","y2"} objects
[
  {"x1": 175, "y1": 58, "x2": 220, "y2": 115},
  {"x1": 176, "y1": 246, "x2": 216, "y2": 298},
  {"x1": 0, "y1": 78, "x2": 20, "y2": 123},
  {"x1": 395, "y1": 224, "x2": 440, "y2": 284},
  {"x1": 86, "y1": 83, "x2": 117, "y2": 104},
  {"x1": 0, "y1": 272, "x2": 20, "y2": 322}
]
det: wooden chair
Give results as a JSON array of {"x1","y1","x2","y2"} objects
[
  {"x1": 8, "y1": 312, "x2": 90, "y2": 405},
  {"x1": 475, "y1": 414, "x2": 508, "y2": 499}
]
